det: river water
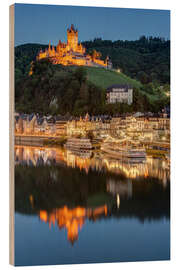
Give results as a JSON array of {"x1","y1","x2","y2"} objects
[{"x1": 14, "y1": 145, "x2": 170, "y2": 266}]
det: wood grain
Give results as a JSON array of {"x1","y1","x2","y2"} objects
[{"x1": 9, "y1": 4, "x2": 14, "y2": 266}]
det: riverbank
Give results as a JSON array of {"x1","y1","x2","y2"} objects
[
  {"x1": 15, "y1": 135, "x2": 45, "y2": 146},
  {"x1": 15, "y1": 135, "x2": 102, "y2": 149},
  {"x1": 15, "y1": 135, "x2": 67, "y2": 146},
  {"x1": 15, "y1": 135, "x2": 169, "y2": 159}
]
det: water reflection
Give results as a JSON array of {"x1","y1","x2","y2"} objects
[
  {"x1": 107, "y1": 179, "x2": 132, "y2": 198},
  {"x1": 15, "y1": 145, "x2": 170, "y2": 184},
  {"x1": 39, "y1": 205, "x2": 107, "y2": 245},
  {"x1": 15, "y1": 145, "x2": 170, "y2": 246}
]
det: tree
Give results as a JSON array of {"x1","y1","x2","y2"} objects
[
  {"x1": 137, "y1": 71, "x2": 150, "y2": 84},
  {"x1": 73, "y1": 67, "x2": 87, "y2": 86}
]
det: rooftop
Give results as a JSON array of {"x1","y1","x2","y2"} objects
[{"x1": 107, "y1": 84, "x2": 133, "y2": 92}]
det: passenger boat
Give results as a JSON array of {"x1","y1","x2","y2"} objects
[
  {"x1": 101, "y1": 143, "x2": 146, "y2": 160},
  {"x1": 67, "y1": 149, "x2": 92, "y2": 158},
  {"x1": 65, "y1": 137, "x2": 93, "y2": 150}
]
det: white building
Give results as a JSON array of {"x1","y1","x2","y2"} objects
[{"x1": 106, "y1": 84, "x2": 133, "y2": 105}]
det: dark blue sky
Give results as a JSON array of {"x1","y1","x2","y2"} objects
[{"x1": 15, "y1": 3, "x2": 170, "y2": 46}]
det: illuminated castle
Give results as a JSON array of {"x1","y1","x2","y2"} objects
[{"x1": 37, "y1": 24, "x2": 111, "y2": 68}]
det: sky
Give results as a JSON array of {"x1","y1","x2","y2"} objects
[{"x1": 14, "y1": 3, "x2": 170, "y2": 46}]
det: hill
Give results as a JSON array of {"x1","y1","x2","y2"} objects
[
  {"x1": 71, "y1": 66, "x2": 142, "y2": 89},
  {"x1": 15, "y1": 36, "x2": 170, "y2": 85},
  {"x1": 14, "y1": 37, "x2": 170, "y2": 115},
  {"x1": 15, "y1": 43, "x2": 48, "y2": 81},
  {"x1": 82, "y1": 36, "x2": 170, "y2": 84},
  {"x1": 15, "y1": 59, "x2": 169, "y2": 115},
  {"x1": 15, "y1": 42, "x2": 142, "y2": 89}
]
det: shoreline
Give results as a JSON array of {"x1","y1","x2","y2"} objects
[
  {"x1": 15, "y1": 136, "x2": 169, "y2": 160},
  {"x1": 15, "y1": 135, "x2": 46, "y2": 146},
  {"x1": 15, "y1": 135, "x2": 66, "y2": 146}
]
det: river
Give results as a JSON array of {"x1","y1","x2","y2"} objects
[{"x1": 14, "y1": 145, "x2": 170, "y2": 266}]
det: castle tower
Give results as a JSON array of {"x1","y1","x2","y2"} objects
[
  {"x1": 52, "y1": 45, "x2": 56, "y2": 56},
  {"x1": 48, "y1": 41, "x2": 52, "y2": 56},
  {"x1": 48, "y1": 41, "x2": 51, "y2": 50},
  {"x1": 67, "y1": 24, "x2": 78, "y2": 51},
  {"x1": 106, "y1": 55, "x2": 112, "y2": 69}
]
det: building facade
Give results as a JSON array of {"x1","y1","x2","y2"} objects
[
  {"x1": 106, "y1": 84, "x2": 133, "y2": 105},
  {"x1": 14, "y1": 112, "x2": 170, "y2": 144}
]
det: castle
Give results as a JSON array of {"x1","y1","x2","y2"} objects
[{"x1": 37, "y1": 24, "x2": 112, "y2": 68}]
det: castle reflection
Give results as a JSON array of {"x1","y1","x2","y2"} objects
[
  {"x1": 15, "y1": 145, "x2": 170, "y2": 185},
  {"x1": 38, "y1": 205, "x2": 107, "y2": 245}
]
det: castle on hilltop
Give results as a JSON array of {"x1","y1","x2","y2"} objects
[{"x1": 37, "y1": 24, "x2": 112, "y2": 68}]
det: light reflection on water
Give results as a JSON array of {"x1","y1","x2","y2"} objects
[
  {"x1": 15, "y1": 145, "x2": 170, "y2": 184},
  {"x1": 15, "y1": 145, "x2": 170, "y2": 266}
]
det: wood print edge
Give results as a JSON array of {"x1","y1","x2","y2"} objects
[{"x1": 9, "y1": 4, "x2": 15, "y2": 266}]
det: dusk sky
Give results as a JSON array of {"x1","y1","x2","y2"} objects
[{"x1": 15, "y1": 3, "x2": 170, "y2": 46}]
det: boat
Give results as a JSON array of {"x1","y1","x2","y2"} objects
[
  {"x1": 67, "y1": 148, "x2": 92, "y2": 158},
  {"x1": 65, "y1": 137, "x2": 93, "y2": 151},
  {"x1": 101, "y1": 143, "x2": 146, "y2": 161}
]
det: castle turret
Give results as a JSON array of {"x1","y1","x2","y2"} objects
[
  {"x1": 48, "y1": 41, "x2": 52, "y2": 56},
  {"x1": 106, "y1": 55, "x2": 112, "y2": 69},
  {"x1": 52, "y1": 45, "x2": 56, "y2": 56},
  {"x1": 67, "y1": 24, "x2": 78, "y2": 51}
]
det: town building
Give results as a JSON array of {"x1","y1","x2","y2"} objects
[
  {"x1": 66, "y1": 113, "x2": 111, "y2": 138},
  {"x1": 55, "y1": 115, "x2": 68, "y2": 136},
  {"x1": 106, "y1": 84, "x2": 133, "y2": 105},
  {"x1": 14, "y1": 112, "x2": 170, "y2": 144}
]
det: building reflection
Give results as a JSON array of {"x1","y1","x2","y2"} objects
[
  {"x1": 15, "y1": 145, "x2": 170, "y2": 184},
  {"x1": 107, "y1": 179, "x2": 132, "y2": 198},
  {"x1": 15, "y1": 145, "x2": 170, "y2": 244},
  {"x1": 38, "y1": 205, "x2": 108, "y2": 244},
  {"x1": 106, "y1": 178, "x2": 133, "y2": 209}
]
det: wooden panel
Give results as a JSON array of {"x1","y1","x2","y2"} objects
[{"x1": 9, "y1": 4, "x2": 14, "y2": 266}]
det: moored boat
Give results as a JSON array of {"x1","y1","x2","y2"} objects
[
  {"x1": 65, "y1": 137, "x2": 93, "y2": 150},
  {"x1": 101, "y1": 143, "x2": 146, "y2": 160}
]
